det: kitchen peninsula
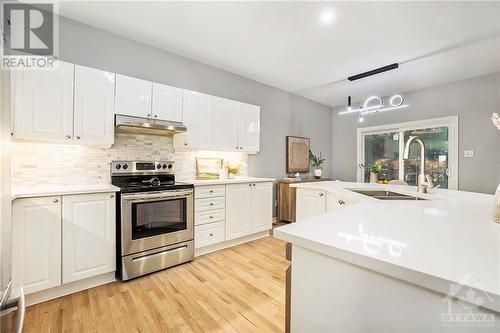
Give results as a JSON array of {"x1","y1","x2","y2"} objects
[{"x1": 274, "y1": 181, "x2": 500, "y2": 332}]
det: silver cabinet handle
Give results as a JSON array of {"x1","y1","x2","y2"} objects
[
  {"x1": 53, "y1": 198, "x2": 59, "y2": 203},
  {"x1": 66, "y1": 135, "x2": 71, "y2": 139},
  {"x1": 319, "y1": 193, "x2": 324, "y2": 196},
  {"x1": 338, "y1": 199, "x2": 345, "y2": 205}
]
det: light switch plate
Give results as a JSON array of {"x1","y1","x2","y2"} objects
[{"x1": 464, "y1": 150, "x2": 474, "y2": 158}]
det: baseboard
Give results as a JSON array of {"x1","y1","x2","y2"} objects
[
  {"x1": 194, "y1": 230, "x2": 271, "y2": 257},
  {"x1": 24, "y1": 272, "x2": 116, "y2": 307}
]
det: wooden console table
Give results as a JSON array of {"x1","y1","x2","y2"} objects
[{"x1": 277, "y1": 178, "x2": 331, "y2": 223}]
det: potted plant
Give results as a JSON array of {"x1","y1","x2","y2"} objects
[
  {"x1": 358, "y1": 163, "x2": 382, "y2": 183},
  {"x1": 309, "y1": 150, "x2": 325, "y2": 179}
]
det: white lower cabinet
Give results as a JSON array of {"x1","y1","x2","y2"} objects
[
  {"x1": 225, "y1": 184, "x2": 253, "y2": 240},
  {"x1": 62, "y1": 193, "x2": 116, "y2": 284},
  {"x1": 12, "y1": 197, "x2": 62, "y2": 294},
  {"x1": 226, "y1": 182, "x2": 273, "y2": 241},
  {"x1": 195, "y1": 221, "x2": 225, "y2": 248},
  {"x1": 194, "y1": 182, "x2": 273, "y2": 252},
  {"x1": 12, "y1": 192, "x2": 116, "y2": 295},
  {"x1": 250, "y1": 182, "x2": 273, "y2": 233},
  {"x1": 296, "y1": 188, "x2": 327, "y2": 221}
]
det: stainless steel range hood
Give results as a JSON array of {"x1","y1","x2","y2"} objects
[{"x1": 115, "y1": 115, "x2": 187, "y2": 136}]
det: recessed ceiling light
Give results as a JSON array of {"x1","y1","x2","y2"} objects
[{"x1": 318, "y1": 8, "x2": 336, "y2": 26}]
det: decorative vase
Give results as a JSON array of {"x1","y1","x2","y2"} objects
[
  {"x1": 369, "y1": 172, "x2": 378, "y2": 183},
  {"x1": 494, "y1": 184, "x2": 500, "y2": 224},
  {"x1": 314, "y1": 168, "x2": 322, "y2": 179}
]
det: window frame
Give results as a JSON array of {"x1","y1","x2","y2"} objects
[{"x1": 356, "y1": 116, "x2": 459, "y2": 189}]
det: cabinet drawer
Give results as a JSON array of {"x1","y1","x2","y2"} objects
[
  {"x1": 195, "y1": 209, "x2": 225, "y2": 226},
  {"x1": 195, "y1": 185, "x2": 226, "y2": 199},
  {"x1": 195, "y1": 221, "x2": 225, "y2": 248},
  {"x1": 195, "y1": 196, "x2": 225, "y2": 212}
]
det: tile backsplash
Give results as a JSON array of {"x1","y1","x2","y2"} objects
[{"x1": 11, "y1": 134, "x2": 248, "y2": 187}]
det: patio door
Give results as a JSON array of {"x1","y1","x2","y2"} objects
[{"x1": 357, "y1": 117, "x2": 458, "y2": 189}]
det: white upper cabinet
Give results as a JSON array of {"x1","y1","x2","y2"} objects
[
  {"x1": 74, "y1": 65, "x2": 115, "y2": 146},
  {"x1": 12, "y1": 61, "x2": 74, "y2": 142},
  {"x1": 239, "y1": 103, "x2": 260, "y2": 152},
  {"x1": 12, "y1": 196, "x2": 62, "y2": 295},
  {"x1": 115, "y1": 74, "x2": 152, "y2": 118},
  {"x1": 152, "y1": 83, "x2": 183, "y2": 122},
  {"x1": 177, "y1": 89, "x2": 213, "y2": 149},
  {"x1": 250, "y1": 182, "x2": 273, "y2": 233},
  {"x1": 62, "y1": 193, "x2": 116, "y2": 284},
  {"x1": 212, "y1": 96, "x2": 239, "y2": 150}
]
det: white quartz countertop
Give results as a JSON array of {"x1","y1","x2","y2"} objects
[
  {"x1": 11, "y1": 184, "x2": 120, "y2": 200},
  {"x1": 190, "y1": 177, "x2": 275, "y2": 186},
  {"x1": 274, "y1": 181, "x2": 500, "y2": 312}
]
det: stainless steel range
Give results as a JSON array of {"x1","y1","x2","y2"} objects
[{"x1": 112, "y1": 161, "x2": 194, "y2": 280}]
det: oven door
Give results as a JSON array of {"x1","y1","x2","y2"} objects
[{"x1": 121, "y1": 189, "x2": 193, "y2": 256}]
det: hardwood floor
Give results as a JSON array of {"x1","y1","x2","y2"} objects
[{"x1": 19, "y1": 236, "x2": 288, "y2": 333}]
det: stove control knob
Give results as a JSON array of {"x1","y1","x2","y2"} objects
[
  {"x1": 116, "y1": 164, "x2": 121, "y2": 170},
  {"x1": 167, "y1": 164, "x2": 173, "y2": 169},
  {"x1": 123, "y1": 164, "x2": 128, "y2": 170},
  {"x1": 162, "y1": 164, "x2": 168, "y2": 169},
  {"x1": 157, "y1": 164, "x2": 162, "y2": 169}
]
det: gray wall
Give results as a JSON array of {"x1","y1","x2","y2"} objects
[
  {"x1": 56, "y1": 16, "x2": 332, "y2": 213},
  {"x1": 332, "y1": 72, "x2": 500, "y2": 194}
]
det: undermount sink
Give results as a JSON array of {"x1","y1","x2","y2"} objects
[{"x1": 347, "y1": 189, "x2": 427, "y2": 201}]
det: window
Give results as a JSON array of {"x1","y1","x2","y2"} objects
[{"x1": 357, "y1": 117, "x2": 458, "y2": 189}]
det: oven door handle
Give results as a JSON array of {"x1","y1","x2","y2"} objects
[{"x1": 122, "y1": 190, "x2": 193, "y2": 201}]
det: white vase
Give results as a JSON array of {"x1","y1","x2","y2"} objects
[
  {"x1": 369, "y1": 172, "x2": 378, "y2": 183},
  {"x1": 314, "y1": 168, "x2": 322, "y2": 178},
  {"x1": 494, "y1": 184, "x2": 500, "y2": 224}
]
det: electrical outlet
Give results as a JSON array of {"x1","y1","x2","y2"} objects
[{"x1": 464, "y1": 150, "x2": 474, "y2": 158}]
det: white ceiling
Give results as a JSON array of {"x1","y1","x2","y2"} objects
[{"x1": 57, "y1": 1, "x2": 500, "y2": 107}]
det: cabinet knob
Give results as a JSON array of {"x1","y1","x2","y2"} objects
[
  {"x1": 209, "y1": 233, "x2": 214, "y2": 237},
  {"x1": 184, "y1": 143, "x2": 188, "y2": 146},
  {"x1": 66, "y1": 135, "x2": 71, "y2": 139},
  {"x1": 209, "y1": 216, "x2": 213, "y2": 219},
  {"x1": 236, "y1": 146, "x2": 239, "y2": 149},
  {"x1": 76, "y1": 136, "x2": 81, "y2": 140},
  {"x1": 209, "y1": 203, "x2": 213, "y2": 206},
  {"x1": 249, "y1": 184, "x2": 252, "y2": 186},
  {"x1": 53, "y1": 199, "x2": 59, "y2": 203},
  {"x1": 154, "y1": 115, "x2": 158, "y2": 118},
  {"x1": 338, "y1": 199, "x2": 345, "y2": 205},
  {"x1": 110, "y1": 195, "x2": 115, "y2": 198},
  {"x1": 147, "y1": 114, "x2": 151, "y2": 117},
  {"x1": 319, "y1": 193, "x2": 324, "y2": 196},
  {"x1": 209, "y1": 190, "x2": 214, "y2": 193},
  {"x1": 240, "y1": 147, "x2": 243, "y2": 150}
]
